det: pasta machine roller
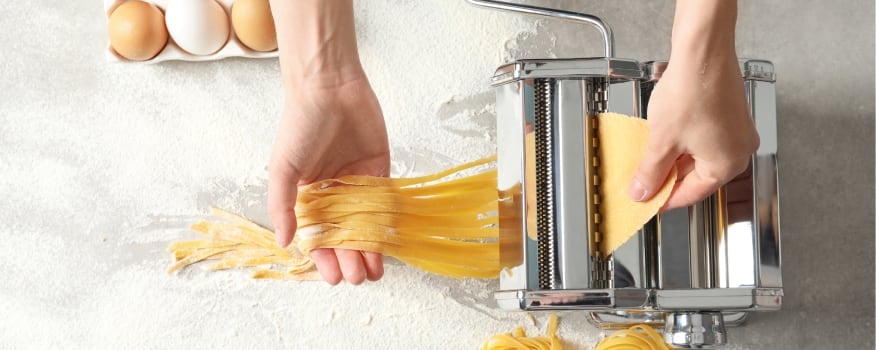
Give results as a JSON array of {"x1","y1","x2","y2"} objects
[{"x1": 467, "y1": 1, "x2": 783, "y2": 348}]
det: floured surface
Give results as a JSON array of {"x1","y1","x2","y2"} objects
[
  {"x1": 597, "y1": 112, "x2": 676, "y2": 254},
  {"x1": 0, "y1": 1, "x2": 607, "y2": 349}
]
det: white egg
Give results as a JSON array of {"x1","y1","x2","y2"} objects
[{"x1": 164, "y1": 0, "x2": 230, "y2": 56}]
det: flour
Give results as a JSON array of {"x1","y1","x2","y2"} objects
[
  {"x1": 0, "y1": 1, "x2": 605, "y2": 349},
  {"x1": 354, "y1": 1, "x2": 543, "y2": 175}
]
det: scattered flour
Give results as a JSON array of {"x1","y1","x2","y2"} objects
[{"x1": 0, "y1": 1, "x2": 608, "y2": 349}]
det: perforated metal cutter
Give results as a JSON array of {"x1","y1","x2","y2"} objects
[{"x1": 467, "y1": 1, "x2": 783, "y2": 348}]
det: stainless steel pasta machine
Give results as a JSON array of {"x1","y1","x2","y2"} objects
[{"x1": 467, "y1": 1, "x2": 783, "y2": 348}]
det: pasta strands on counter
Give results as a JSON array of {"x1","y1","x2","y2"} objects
[
  {"x1": 482, "y1": 314, "x2": 562, "y2": 350},
  {"x1": 595, "y1": 324, "x2": 672, "y2": 350}
]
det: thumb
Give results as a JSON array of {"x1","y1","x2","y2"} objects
[
  {"x1": 268, "y1": 162, "x2": 300, "y2": 248},
  {"x1": 629, "y1": 141, "x2": 679, "y2": 202}
]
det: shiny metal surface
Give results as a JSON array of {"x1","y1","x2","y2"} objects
[
  {"x1": 655, "y1": 204, "x2": 712, "y2": 289},
  {"x1": 492, "y1": 58, "x2": 642, "y2": 85},
  {"x1": 645, "y1": 59, "x2": 777, "y2": 83},
  {"x1": 742, "y1": 60, "x2": 777, "y2": 82},
  {"x1": 465, "y1": 0, "x2": 615, "y2": 57},
  {"x1": 495, "y1": 288, "x2": 650, "y2": 311},
  {"x1": 643, "y1": 61, "x2": 669, "y2": 82},
  {"x1": 664, "y1": 312, "x2": 727, "y2": 348},
  {"x1": 716, "y1": 61, "x2": 782, "y2": 290},
  {"x1": 554, "y1": 79, "x2": 593, "y2": 289},
  {"x1": 748, "y1": 79, "x2": 783, "y2": 288},
  {"x1": 495, "y1": 79, "x2": 535, "y2": 291},
  {"x1": 587, "y1": 311, "x2": 750, "y2": 330},
  {"x1": 495, "y1": 80, "x2": 527, "y2": 291},
  {"x1": 492, "y1": 58, "x2": 643, "y2": 305},
  {"x1": 656, "y1": 287, "x2": 783, "y2": 310}
]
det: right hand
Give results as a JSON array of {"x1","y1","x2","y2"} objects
[
  {"x1": 268, "y1": 71, "x2": 390, "y2": 285},
  {"x1": 628, "y1": 0, "x2": 758, "y2": 211},
  {"x1": 630, "y1": 55, "x2": 758, "y2": 211}
]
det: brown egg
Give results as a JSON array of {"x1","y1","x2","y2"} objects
[
  {"x1": 231, "y1": 0, "x2": 277, "y2": 52},
  {"x1": 108, "y1": 1, "x2": 168, "y2": 61}
]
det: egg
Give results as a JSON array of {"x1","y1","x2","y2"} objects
[
  {"x1": 231, "y1": 0, "x2": 277, "y2": 52},
  {"x1": 107, "y1": 1, "x2": 168, "y2": 61},
  {"x1": 164, "y1": 0, "x2": 230, "y2": 56}
]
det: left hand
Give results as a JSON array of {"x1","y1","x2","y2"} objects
[{"x1": 268, "y1": 73, "x2": 390, "y2": 285}]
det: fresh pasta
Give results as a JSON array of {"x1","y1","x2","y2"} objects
[
  {"x1": 482, "y1": 314, "x2": 562, "y2": 350},
  {"x1": 168, "y1": 155, "x2": 500, "y2": 280},
  {"x1": 595, "y1": 324, "x2": 672, "y2": 350},
  {"x1": 166, "y1": 207, "x2": 318, "y2": 280}
]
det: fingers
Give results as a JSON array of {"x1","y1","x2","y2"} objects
[
  {"x1": 310, "y1": 248, "x2": 343, "y2": 285},
  {"x1": 268, "y1": 163, "x2": 300, "y2": 248},
  {"x1": 335, "y1": 248, "x2": 367, "y2": 285},
  {"x1": 662, "y1": 154, "x2": 752, "y2": 211},
  {"x1": 674, "y1": 155, "x2": 696, "y2": 181},
  {"x1": 362, "y1": 251, "x2": 384, "y2": 281},
  {"x1": 629, "y1": 140, "x2": 679, "y2": 202},
  {"x1": 661, "y1": 169, "x2": 722, "y2": 211},
  {"x1": 311, "y1": 248, "x2": 384, "y2": 285}
]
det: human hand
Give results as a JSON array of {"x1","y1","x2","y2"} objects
[
  {"x1": 628, "y1": 0, "x2": 758, "y2": 211},
  {"x1": 268, "y1": 73, "x2": 390, "y2": 285},
  {"x1": 629, "y1": 55, "x2": 759, "y2": 211}
]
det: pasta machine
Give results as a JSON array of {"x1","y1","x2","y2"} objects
[{"x1": 467, "y1": 1, "x2": 783, "y2": 348}]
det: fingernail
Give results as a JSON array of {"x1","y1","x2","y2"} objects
[{"x1": 629, "y1": 179, "x2": 650, "y2": 202}]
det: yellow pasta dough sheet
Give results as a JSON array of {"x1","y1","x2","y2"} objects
[{"x1": 597, "y1": 112, "x2": 677, "y2": 254}]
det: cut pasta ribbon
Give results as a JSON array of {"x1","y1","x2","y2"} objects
[
  {"x1": 595, "y1": 324, "x2": 673, "y2": 350},
  {"x1": 167, "y1": 155, "x2": 501, "y2": 280},
  {"x1": 166, "y1": 113, "x2": 674, "y2": 280},
  {"x1": 483, "y1": 314, "x2": 562, "y2": 350},
  {"x1": 166, "y1": 207, "x2": 319, "y2": 280}
]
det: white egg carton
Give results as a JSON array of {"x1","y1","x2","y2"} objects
[{"x1": 104, "y1": 0, "x2": 279, "y2": 63}]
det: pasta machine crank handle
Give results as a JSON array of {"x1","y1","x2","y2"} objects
[{"x1": 465, "y1": 0, "x2": 615, "y2": 57}]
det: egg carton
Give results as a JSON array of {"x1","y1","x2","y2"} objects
[{"x1": 104, "y1": 0, "x2": 278, "y2": 63}]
